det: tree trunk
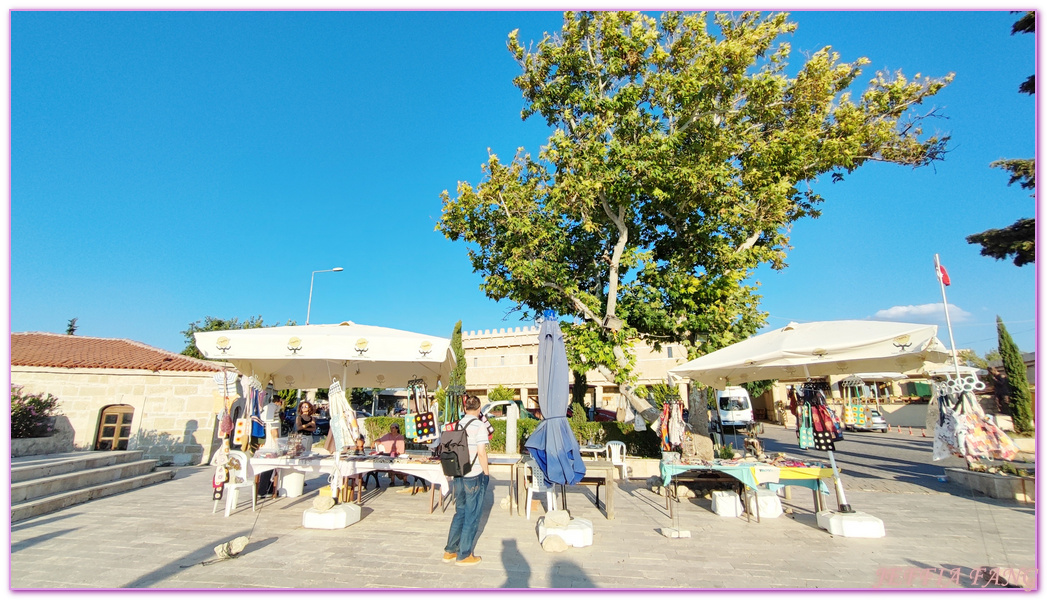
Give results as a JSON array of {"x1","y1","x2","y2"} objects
[{"x1": 594, "y1": 363, "x2": 660, "y2": 423}]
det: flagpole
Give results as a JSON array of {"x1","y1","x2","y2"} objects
[{"x1": 934, "y1": 253, "x2": 963, "y2": 379}]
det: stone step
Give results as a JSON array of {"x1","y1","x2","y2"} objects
[
  {"x1": 12, "y1": 460, "x2": 161, "y2": 503},
  {"x1": 12, "y1": 451, "x2": 146, "y2": 483},
  {"x1": 11, "y1": 470, "x2": 175, "y2": 523}
]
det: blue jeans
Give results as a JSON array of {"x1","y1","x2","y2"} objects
[{"x1": 444, "y1": 473, "x2": 489, "y2": 560}]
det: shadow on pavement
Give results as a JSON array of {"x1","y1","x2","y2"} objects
[
  {"x1": 550, "y1": 558, "x2": 597, "y2": 588},
  {"x1": 499, "y1": 539, "x2": 531, "y2": 588},
  {"x1": 12, "y1": 512, "x2": 83, "y2": 532},
  {"x1": 12, "y1": 528, "x2": 79, "y2": 553}
]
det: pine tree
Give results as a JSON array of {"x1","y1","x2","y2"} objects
[{"x1": 997, "y1": 316, "x2": 1033, "y2": 433}]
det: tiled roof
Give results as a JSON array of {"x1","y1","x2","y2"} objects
[{"x1": 11, "y1": 332, "x2": 226, "y2": 373}]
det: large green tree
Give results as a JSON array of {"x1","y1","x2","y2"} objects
[
  {"x1": 180, "y1": 316, "x2": 295, "y2": 360},
  {"x1": 996, "y1": 316, "x2": 1033, "y2": 434},
  {"x1": 967, "y1": 11, "x2": 1035, "y2": 266},
  {"x1": 438, "y1": 11, "x2": 953, "y2": 420}
]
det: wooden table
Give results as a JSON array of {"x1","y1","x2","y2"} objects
[{"x1": 512, "y1": 458, "x2": 615, "y2": 520}]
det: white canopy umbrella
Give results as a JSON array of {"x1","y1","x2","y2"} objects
[
  {"x1": 194, "y1": 321, "x2": 455, "y2": 391},
  {"x1": 668, "y1": 319, "x2": 950, "y2": 521},
  {"x1": 669, "y1": 320, "x2": 950, "y2": 388}
]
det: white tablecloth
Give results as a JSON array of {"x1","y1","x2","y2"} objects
[{"x1": 249, "y1": 455, "x2": 453, "y2": 496}]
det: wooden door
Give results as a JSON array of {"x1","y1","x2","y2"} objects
[{"x1": 96, "y1": 405, "x2": 134, "y2": 451}]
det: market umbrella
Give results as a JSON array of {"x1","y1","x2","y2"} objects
[
  {"x1": 668, "y1": 320, "x2": 950, "y2": 388},
  {"x1": 524, "y1": 315, "x2": 586, "y2": 486},
  {"x1": 194, "y1": 321, "x2": 455, "y2": 391},
  {"x1": 668, "y1": 320, "x2": 950, "y2": 513}
]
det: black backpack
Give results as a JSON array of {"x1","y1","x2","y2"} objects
[{"x1": 439, "y1": 416, "x2": 476, "y2": 477}]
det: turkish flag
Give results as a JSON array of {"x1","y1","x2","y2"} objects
[{"x1": 937, "y1": 264, "x2": 951, "y2": 286}]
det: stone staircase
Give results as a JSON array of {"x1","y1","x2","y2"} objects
[{"x1": 11, "y1": 451, "x2": 174, "y2": 522}]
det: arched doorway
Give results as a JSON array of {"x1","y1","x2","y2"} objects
[{"x1": 96, "y1": 405, "x2": 134, "y2": 451}]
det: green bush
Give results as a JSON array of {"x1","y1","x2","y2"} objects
[
  {"x1": 482, "y1": 411, "x2": 661, "y2": 458},
  {"x1": 11, "y1": 385, "x2": 61, "y2": 439},
  {"x1": 363, "y1": 416, "x2": 405, "y2": 443}
]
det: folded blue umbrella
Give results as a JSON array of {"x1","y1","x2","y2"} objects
[{"x1": 524, "y1": 315, "x2": 586, "y2": 485}]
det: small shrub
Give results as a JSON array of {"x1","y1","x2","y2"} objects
[
  {"x1": 11, "y1": 385, "x2": 61, "y2": 439},
  {"x1": 717, "y1": 444, "x2": 735, "y2": 459}
]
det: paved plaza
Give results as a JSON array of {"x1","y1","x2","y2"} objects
[{"x1": 9, "y1": 432, "x2": 1037, "y2": 591}]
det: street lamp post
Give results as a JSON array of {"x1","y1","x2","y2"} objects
[{"x1": 306, "y1": 267, "x2": 343, "y2": 325}]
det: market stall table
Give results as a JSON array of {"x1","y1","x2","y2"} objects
[
  {"x1": 513, "y1": 458, "x2": 616, "y2": 519},
  {"x1": 660, "y1": 459, "x2": 834, "y2": 522},
  {"x1": 248, "y1": 454, "x2": 453, "y2": 513}
]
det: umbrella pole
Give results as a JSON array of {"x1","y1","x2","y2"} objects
[{"x1": 826, "y1": 450, "x2": 853, "y2": 513}]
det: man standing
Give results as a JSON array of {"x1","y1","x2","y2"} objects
[{"x1": 442, "y1": 395, "x2": 490, "y2": 567}]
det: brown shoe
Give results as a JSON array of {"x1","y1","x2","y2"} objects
[
  {"x1": 456, "y1": 555, "x2": 482, "y2": 567},
  {"x1": 442, "y1": 552, "x2": 457, "y2": 563}
]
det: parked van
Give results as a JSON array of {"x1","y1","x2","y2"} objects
[{"x1": 715, "y1": 387, "x2": 754, "y2": 427}]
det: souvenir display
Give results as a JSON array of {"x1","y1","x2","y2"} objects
[{"x1": 406, "y1": 379, "x2": 438, "y2": 443}]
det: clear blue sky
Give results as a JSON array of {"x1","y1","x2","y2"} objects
[{"x1": 10, "y1": 10, "x2": 1038, "y2": 359}]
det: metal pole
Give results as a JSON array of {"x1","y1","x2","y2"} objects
[
  {"x1": 934, "y1": 254, "x2": 963, "y2": 380},
  {"x1": 306, "y1": 271, "x2": 317, "y2": 325},
  {"x1": 827, "y1": 450, "x2": 852, "y2": 513}
]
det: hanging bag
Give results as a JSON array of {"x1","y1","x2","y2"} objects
[{"x1": 406, "y1": 379, "x2": 438, "y2": 443}]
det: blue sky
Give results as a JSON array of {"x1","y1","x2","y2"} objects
[{"x1": 9, "y1": 10, "x2": 1038, "y2": 359}]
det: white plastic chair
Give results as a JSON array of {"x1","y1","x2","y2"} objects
[
  {"x1": 606, "y1": 441, "x2": 628, "y2": 480},
  {"x1": 524, "y1": 458, "x2": 556, "y2": 520},
  {"x1": 215, "y1": 450, "x2": 256, "y2": 517}
]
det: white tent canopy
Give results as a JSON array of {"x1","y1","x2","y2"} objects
[
  {"x1": 194, "y1": 322, "x2": 455, "y2": 390},
  {"x1": 668, "y1": 320, "x2": 951, "y2": 389}
]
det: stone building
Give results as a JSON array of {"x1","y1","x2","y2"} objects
[
  {"x1": 11, "y1": 332, "x2": 233, "y2": 465},
  {"x1": 462, "y1": 326, "x2": 689, "y2": 413}
]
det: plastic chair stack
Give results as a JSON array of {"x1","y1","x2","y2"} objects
[
  {"x1": 524, "y1": 457, "x2": 557, "y2": 520},
  {"x1": 606, "y1": 440, "x2": 628, "y2": 479},
  {"x1": 214, "y1": 450, "x2": 256, "y2": 517}
]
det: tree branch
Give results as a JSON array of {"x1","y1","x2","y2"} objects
[
  {"x1": 542, "y1": 281, "x2": 601, "y2": 322},
  {"x1": 600, "y1": 191, "x2": 630, "y2": 325}
]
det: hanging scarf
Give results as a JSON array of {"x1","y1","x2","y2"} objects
[
  {"x1": 659, "y1": 402, "x2": 672, "y2": 451},
  {"x1": 249, "y1": 378, "x2": 267, "y2": 439}
]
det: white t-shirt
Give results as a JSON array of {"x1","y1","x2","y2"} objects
[{"x1": 460, "y1": 415, "x2": 488, "y2": 478}]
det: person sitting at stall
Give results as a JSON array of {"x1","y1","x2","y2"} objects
[
  {"x1": 295, "y1": 401, "x2": 318, "y2": 436},
  {"x1": 374, "y1": 424, "x2": 409, "y2": 486}
]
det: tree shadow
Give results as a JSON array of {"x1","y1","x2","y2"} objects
[
  {"x1": 12, "y1": 511, "x2": 82, "y2": 532},
  {"x1": 122, "y1": 534, "x2": 279, "y2": 588},
  {"x1": 12, "y1": 528, "x2": 79, "y2": 553}
]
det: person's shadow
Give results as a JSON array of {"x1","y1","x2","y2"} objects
[{"x1": 500, "y1": 539, "x2": 531, "y2": 588}]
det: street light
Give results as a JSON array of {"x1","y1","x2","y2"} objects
[{"x1": 306, "y1": 267, "x2": 343, "y2": 325}]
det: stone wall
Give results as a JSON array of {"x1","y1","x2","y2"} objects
[
  {"x1": 11, "y1": 416, "x2": 76, "y2": 457},
  {"x1": 11, "y1": 366, "x2": 227, "y2": 465}
]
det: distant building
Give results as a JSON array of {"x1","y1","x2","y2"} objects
[
  {"x1": 462, "y1": 326, "x2": 689, "y2": 414},
  {"x1": 11, "y1": 332, "x2": 232, "y2": 465}
]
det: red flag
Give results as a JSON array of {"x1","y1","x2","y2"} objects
[{"x1": 936, "y1": 264, "x2": 951, "y2": 286}]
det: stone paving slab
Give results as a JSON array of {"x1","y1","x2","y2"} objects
[{"x1": 8, "y1": 463, "x2": 1036, "y2": 590}]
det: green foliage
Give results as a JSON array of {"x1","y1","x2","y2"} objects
[
  {"x1": 717, "y1": 443, "x2": 736, "y2": 459},
  {"x1": 966, "y1": 217, "x2": 1035, "y2": 267},
  {"x1": 180, "y1": 315, "x2": 296, "y2": 359},
  {"x1": 488, "y1": 385, "x2": 516, "y2": 403},
  {"x1": 65, "y1": 318, "x2": 78, "y2": 335},
  {"x1": 439, "y1": 11, "x2": 952, "y2": 408},
  {"x1": 743, "y1": 380, "x2": 776, "y2": 400},
  {"x1": 485, "y1": 411, "x2": 660, "y2": 457},
  {"x1": 11, "y1": 386, "x2": 61, "y2": 439},
  {"x1": 967, "y1": 13, "x2": 1035, "y2": 266},
  {"x1": 635, "y1": 383, "x2": 679, "y2": 410},
  {"x1": 997, "y1": 317, "x2": 1033, "y2": 433},
  {"x1": 450, "y1": 320, "x2": 466, "y2": 389},
  {"x1": 364, "y1": 416, "x2": 406, "y2": 443}
]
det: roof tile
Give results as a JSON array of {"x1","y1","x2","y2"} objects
[{"x1": 11, "y1": 332, "x2": 225, "y2": 373}]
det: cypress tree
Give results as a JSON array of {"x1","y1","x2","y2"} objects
[
  {"x1": 450, "y1": 320, "x2": 465, "y2": 388},
  {"x1": 997, "y1": 316, "x2": 1034, "y2": 433}
]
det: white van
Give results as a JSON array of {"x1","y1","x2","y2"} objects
[{"x1": 715, "y1": 387, "x2": 754, "y2": 427}]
